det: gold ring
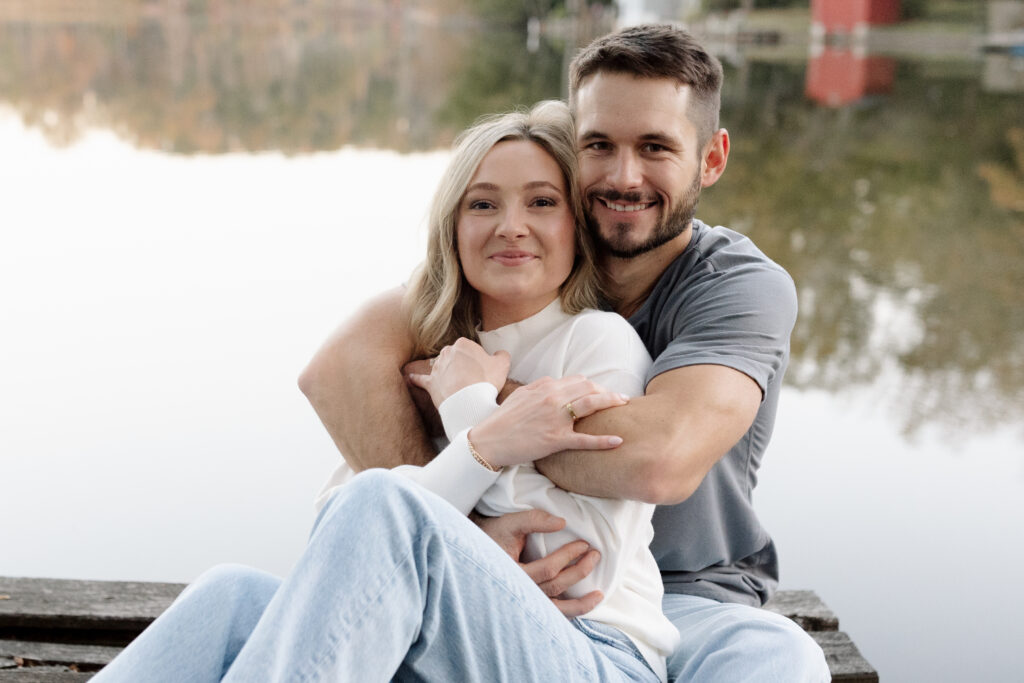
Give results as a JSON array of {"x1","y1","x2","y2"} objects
[{"x1": 564, "y1": 402, "x2": 579, "y2": 421}]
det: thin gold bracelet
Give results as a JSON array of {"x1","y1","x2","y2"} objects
[{"x1": 467, "y1": 435, "x2": 501, "y2": 472}]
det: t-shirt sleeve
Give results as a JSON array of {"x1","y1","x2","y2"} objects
[{"x1": 648, "y1": 263, "x2": 797, "y2": 397}]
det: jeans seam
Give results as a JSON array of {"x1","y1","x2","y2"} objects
[
  {"x1": 436, "y1": 525, "x2": 607, "y2": 681},
  {"x1": 291, "y1": 529, "x2": 420, "y2": 683}
]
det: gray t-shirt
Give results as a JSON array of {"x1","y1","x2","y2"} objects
[{"x1": 628, "y1": 219, "x2": 797, "y2": 606}]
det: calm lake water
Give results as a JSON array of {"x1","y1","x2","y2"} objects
[{"x1": 1, "y1": 6, "x2": 1023, "y2": 682}]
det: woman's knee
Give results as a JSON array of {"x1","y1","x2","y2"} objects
[
  {"x1": 313, "y1": 468, "x2": 436, "y2": 540},
  {"x1": 319, "y1": 469, "x2": 422, "y2": 520},
  {"x1": 185, "y1": 564, "x2": 280, "y2": 610}
]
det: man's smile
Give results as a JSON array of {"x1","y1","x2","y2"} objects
[{"x1": 595, "y1": 197, "x2": 658, "y2": 213}]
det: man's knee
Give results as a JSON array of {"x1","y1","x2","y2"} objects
[
  {"x1": 752, "y1": 612, "x2": 829, "y2": 680},
  {"x1": 666, "y1": 597, "x2": 829, "y2": 682}
]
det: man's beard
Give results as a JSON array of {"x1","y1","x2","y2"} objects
[{"x1": 589, "y1": 172, "x2": 702, "y2": 259}]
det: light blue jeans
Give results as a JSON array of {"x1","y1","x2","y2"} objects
[
  {"x1": 661, "y1": 594, "x2": 830, "y2": 682},
  {"x1": 94, "y1": 469, "x2": 829, "y2": 682},
  {"x1": 93, "y1": 469, "x2": 658, "y2": 682}
]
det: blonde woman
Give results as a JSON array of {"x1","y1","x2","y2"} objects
[{"x1": 94, "y1": 101, "x2": 676, "y2": 683}]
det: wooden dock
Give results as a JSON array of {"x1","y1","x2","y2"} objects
[{"x1": 0, "y1": 576, "x2": 878, "y2": 681}]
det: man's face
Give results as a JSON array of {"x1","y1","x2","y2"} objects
[{"x1": 575, "y1": 72, "x2": 706, "y2": 259}]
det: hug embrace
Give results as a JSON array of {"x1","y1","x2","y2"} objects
[{"x1": 93, "y1": 24, "x2": 830, "y2": 683}]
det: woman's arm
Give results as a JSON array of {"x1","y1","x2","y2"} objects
[{"x1": 395, "y1": 373, "x2": 630, "y2": 515}]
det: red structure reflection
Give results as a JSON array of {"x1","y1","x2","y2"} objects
[
  {"x1": 806, "y1": 47, "x2": 896, "y2": 107},
  {"x1": 811, "y1": 0, "x2": 902, "y2": 34}
]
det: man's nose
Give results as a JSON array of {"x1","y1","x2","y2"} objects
[
  {"x1": 495, "y1": 204, "x2": 529, "y2": 239},
  {"x1": 609, "y1": 151, "x2": 643, "y2": 189}
]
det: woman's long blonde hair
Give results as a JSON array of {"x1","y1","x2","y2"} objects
[{"x1": 404, "y1": 100, "x2": 604, "y2": 358}]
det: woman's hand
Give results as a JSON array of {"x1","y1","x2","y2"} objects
[
  {"x1": 408, "y1": 338, "x2": 510, "y2": 408},
  {"x1": 468, "y1": 375, "x2": 629, "y2": 468}
]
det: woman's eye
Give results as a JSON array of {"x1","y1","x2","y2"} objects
[
  {"x1": 532, "y1": 197, "x2": 557, "y2": 208},
  {"x1": 468, "y1": 200, "x2": 495, "y2": 210}
]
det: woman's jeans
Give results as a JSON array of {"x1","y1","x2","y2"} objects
[{"x1": 92, "y1": 470, "x2": 660, "y2": 682}]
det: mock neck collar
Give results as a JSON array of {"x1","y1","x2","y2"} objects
[{"x1": 477, "y1": 298, "x2": 570, "y2": 358}]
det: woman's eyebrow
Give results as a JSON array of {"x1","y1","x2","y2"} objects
[
  {"x1": 465, "y1": 182, "x2": 499, "y2": 193},
  {"x1": 523, "y1": 180, "x2": 563, "y2": 193}
]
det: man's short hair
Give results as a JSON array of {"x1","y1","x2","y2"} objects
[{"x1": 569, "y1": 24, "x2": 724, "y2": 149}]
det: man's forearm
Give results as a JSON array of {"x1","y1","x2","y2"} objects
[
  {"x1": 536, "y1": 364, "x2": 762, "y2": 504},
  {"x1": 298, "y1": 288, "x2": 435, "y2": 470},
  {"x1": 535, "y1": 397, "x2": 670, "y2": 501}
]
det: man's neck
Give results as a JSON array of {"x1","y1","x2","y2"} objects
[{"x1": 603, "y1": 224, "x2": 693, "y2": 319}]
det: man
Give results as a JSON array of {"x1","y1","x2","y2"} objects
[{"x1": 301, "y1": 24, "x2": 828, "y2": 681}]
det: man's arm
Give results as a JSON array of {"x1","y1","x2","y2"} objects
[
  {"x1": 535, "y1": 363, "x2": 761, "y2": 505},
  {"x1": 298, "y1": 287, "x2": 435, "y2": 470}
]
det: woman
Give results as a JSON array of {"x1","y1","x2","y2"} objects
[{"x1": 94, "y1": 101, "x2": 676, "y2": 683}]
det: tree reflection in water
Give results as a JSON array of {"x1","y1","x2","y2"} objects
[{"x1": 1, "y1": 7, "x2": 1021, "y2": 435}]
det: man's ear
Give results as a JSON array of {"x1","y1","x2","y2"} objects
[{"x1": 700, "y1": 128, "x2": 729, "y2": 188}]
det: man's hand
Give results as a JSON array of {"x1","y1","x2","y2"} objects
[{"x1": 472, "y1": 510, "x2": 603, "y2": 618}]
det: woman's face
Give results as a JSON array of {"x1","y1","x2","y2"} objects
[{"x1": 456, "y1": 140, "x2": 576, "y2": 331}]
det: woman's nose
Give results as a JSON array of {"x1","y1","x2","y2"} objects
[{"x1": 495, "y1": 205, "x2": 529, "y2": 239}]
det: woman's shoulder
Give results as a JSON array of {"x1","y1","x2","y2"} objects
[
  {"x1": 563, "y1": 308, "x2": 644, "y2": 342},
  {"x1": 557, "y1": 308, "x2": 653, "y2": 389}
]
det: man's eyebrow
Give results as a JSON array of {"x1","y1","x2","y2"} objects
[
  {"x1": 578, "y1": 131, "x2": 683, "y2": 148},
  {"x1": 639, "y1": 132, "x2": 681, "y2": 147},
  {"x1": 578, "y1": 130, "x2": 609, "y2": 143}
]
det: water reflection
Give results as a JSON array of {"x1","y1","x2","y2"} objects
[{"x1": 1, "y1": 8, "x2": 1021, "y2": 435}]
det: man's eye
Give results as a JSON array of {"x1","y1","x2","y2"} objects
[
  {"x1": 642, "y1": 143, "x2": 667, "y2": 153},
  {"x1": 584, "y1": 141, "x2": 610, "y2": 151}
]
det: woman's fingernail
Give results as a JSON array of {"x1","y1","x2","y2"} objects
[
  {"x1": 618, "y1": 393, "x2": 630, "y2": 401},
  {"x1": 609, "y1": 436, "x2": 623, "y2": 446}
]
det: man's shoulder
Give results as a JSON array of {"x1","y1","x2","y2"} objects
[
  {"x1": 688, "y1": 220, "x2": 790, "y2": 278},
  {"x1": 633, "y1": 221, "x2": 797, "y2": 343},
  {"x1": 652, "y1": 220, "x2": 794, "y2": 304}
]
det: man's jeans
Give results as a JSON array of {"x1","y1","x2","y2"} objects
[
  {"x1": 93, "y1": 469, "x2": 829, "y2": 682},
  {"x1": 92, "y1": 470, "x2": 658, "y2": 682},
  {"x1": 662, "y1": 594, "x2": 830, "y2": 682}
]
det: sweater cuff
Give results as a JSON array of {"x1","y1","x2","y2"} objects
[
  {"x1": 400, "y1": 429, "x2": 502, "y2": 515},
  {"x1": 439, "y1": 382, "x2": 500, "y2": 441}
]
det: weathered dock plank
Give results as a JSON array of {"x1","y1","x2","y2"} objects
[
  {"x1": 0, "y1": 578, "x2": 184, "y2": 646},
  {"x1": 763, "y1": 588, "x2": 840, "y2": 631},
  {"x1": 0, "y1": 577, "x2": 878, "y2": 680},
  {"x1": 0, "y1": 669, "x2": 93, "y2": 682},
  {"x1": 0, "y1": 640, "x2": 121, "y2": 671},
  {"x1": 811, "y1": 631, "x2": 879, "y2": 683}
]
